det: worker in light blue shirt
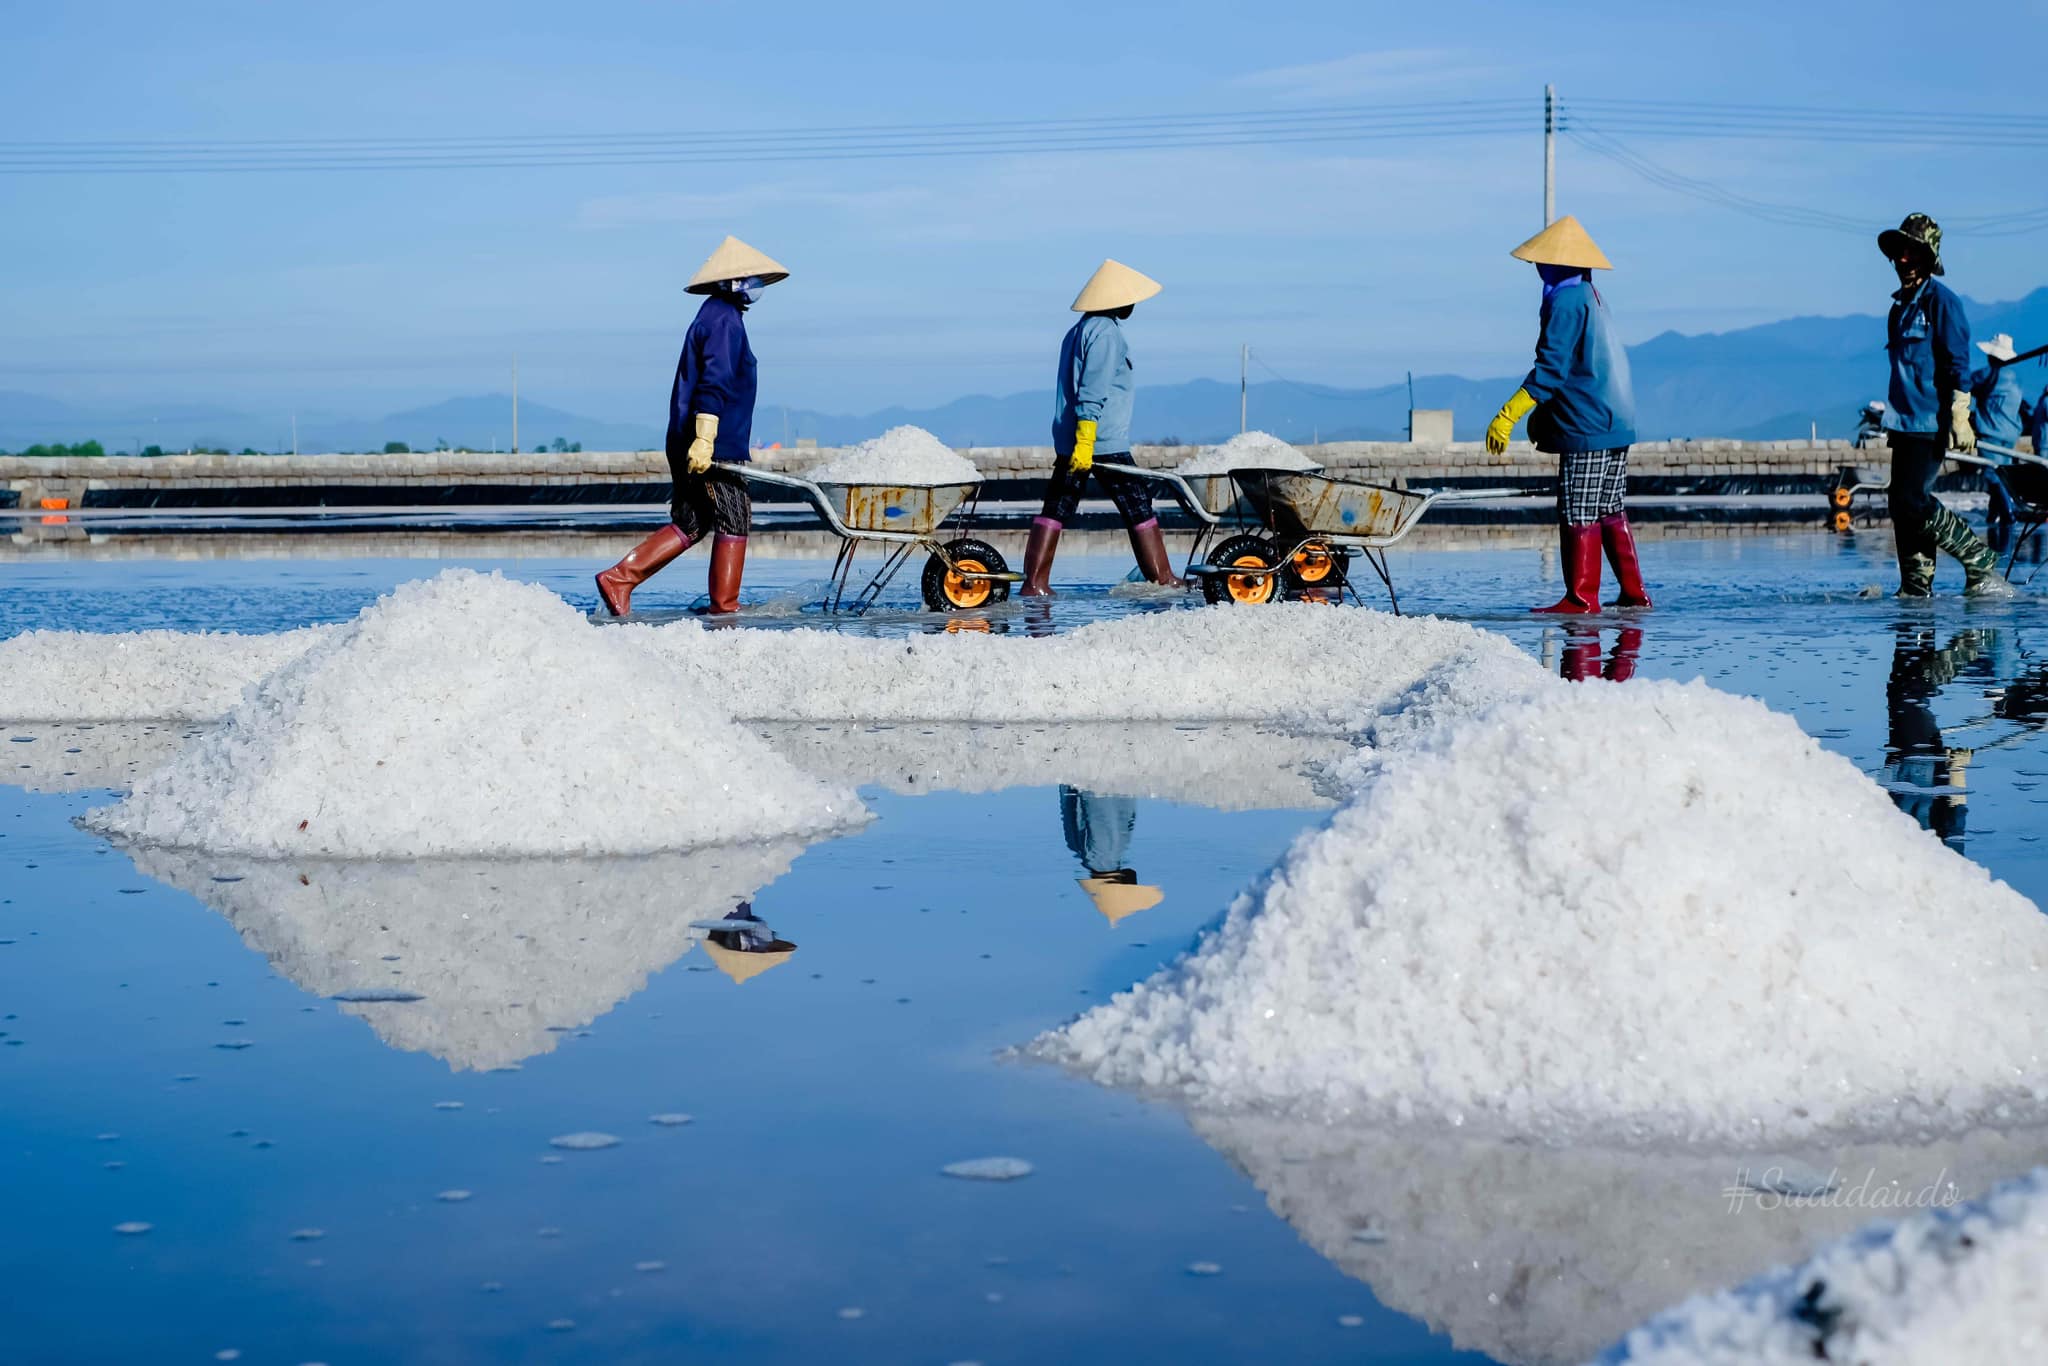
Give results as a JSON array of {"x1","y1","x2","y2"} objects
[{"x1": 1023, "y1": 259, "x2": 1178, "y2": 596}]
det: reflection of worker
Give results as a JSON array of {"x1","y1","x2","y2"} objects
[
  {"x1": 1485, "y1": 216, "x2": 1650, "y2": 613},
  {"x1": 1060, "y1": 786, "x2": 1162, "y2": 926},
  {"x1": 1876, "y1": 213, "x2": 2007, "y2": 597},
  {"x1": 701, "y1": 902, "x2": 798, "y2": 984},
  {"x1": 596, "y1": 235, "x2": 790, "y2": 617},
  {"x1": 1884, "y1": 627, "x2": 1992, "y2": 850},
  {"x1": 1558, "y1": 625, "x2": 1642, "y2": 682},
  {"x1": 1022, "y1": 260, "x2": 1181, "y2": 596}
]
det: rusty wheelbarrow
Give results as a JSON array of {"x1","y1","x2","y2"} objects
[
  {"x1": 1184, "y1": 469, "x2": 1520, "y2": 614},
  {"x1": 739, "y1": 468, "x2": 1021, "y2": 614}
]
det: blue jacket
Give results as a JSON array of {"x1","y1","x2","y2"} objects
[
  {"x1": 667, "y1": 294, "x2": 758, "y2": 465},
  {"x1": 1052, "y1": 314, "x2": 1136, "y2": 455},
  {"x1": 2029, "y1": 385, "x2": 2048, "y2": 455},
  {"x1": 1521, "y1": 280, "x2": 1637, "y2": 454},
  {"x1": 1973, "y1": 361, "x2": 2025, "y2": 451},
  {"x1": 1881, "y1": 279, "x2": 1971, "y2": 436}
]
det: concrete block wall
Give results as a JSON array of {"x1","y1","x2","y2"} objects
[{"x1": 2, "y1": 438, "x2": 1889, "y2": 507}]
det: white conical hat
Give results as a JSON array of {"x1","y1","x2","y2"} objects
[
  {"x1": 1979, "y1": 333, "x2": 2018, "y2": 361},
  {"x1": 1509, "y1": 215, "x2": 1613, "y2": 270},
  {"x1": 701, "y1": 938, "x2": 797, "y2": 983},
  {"x1": 1079, "y1": 876, "x2": 1164, "y2": 926},
  {"x1": 1072, "y1": 259, "x2": 1162, "y2": 313},
  {"x1": 686, "y1": 236, "x2": 791, "y2": 294}
]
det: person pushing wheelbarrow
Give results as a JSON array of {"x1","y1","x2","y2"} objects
[
  {"x1": 1021, "y1": 259, "x2": 1182, "y2": 596},
  {"x1": 1485, "y1": 216, "x2": 1650, "y2": 613},
  {"x1": 595, "y1": 235, "x2": 789, "y2": 617}
]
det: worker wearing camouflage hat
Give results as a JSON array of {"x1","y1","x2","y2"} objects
[{"x1": 1877, "y1": 213, "x2": 2008, "y2": 596}]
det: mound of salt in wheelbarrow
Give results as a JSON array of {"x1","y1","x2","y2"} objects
[
  {"x1": 1175, "y1": 430, "x2": 1320, "y2": 476},
  {"x1": 802, "y1": 425, "x2": 982, "y2": 486}
]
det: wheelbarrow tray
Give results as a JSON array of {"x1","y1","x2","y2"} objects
[
  {"x1": 1231, "y1": 468, "x2": 1435, "y2": 544},
  {"x1": 814, "y1": 480, "x2": 980, "y2": 535}
]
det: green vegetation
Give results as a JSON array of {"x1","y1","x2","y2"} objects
[
  {"x1": 6, "y1": 440, "x2": 107, "y2": 457},
  {"x1": 383, "y1": 441, "x2": 411, "y2": 454}
]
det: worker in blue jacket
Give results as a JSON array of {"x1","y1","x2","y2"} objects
[
  {"x1": 595, "y1": 235, "x2": 788, "y2": 616},
  {"x1": 1485, "y1": 215, "x2": 1649, "y2": 612},
  {"x1": 1021, "y1": 259, "x2": 1179, "y2": 596},
  {"x1": 1876, "y1": 213, "x2": 2006, "y2": 596}
]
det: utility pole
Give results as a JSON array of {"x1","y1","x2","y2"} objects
[
  {"x1": 1239, "y1": 344, "x2": 1248, "y2": 434},
  {"x1": 1543, "y1": 84, "x2": 1557, "y2": 227},
  {"x1": 511, "y1": 355, "x2": 520, "y2": 454},
  {"x1": 291, "y1": 413, "x2": 298, "y2": 457}
]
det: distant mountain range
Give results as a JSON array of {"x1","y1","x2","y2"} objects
[{"x1": 6, "y1": 288, "x2": 2044, "y2": 453}]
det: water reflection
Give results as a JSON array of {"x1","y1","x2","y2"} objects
[
  {"x1": 1061, "y1": 786, "x2": 1163, "y2": 925},
  {"x1": 701, "y1": 901, "x2": 799, "y2": 983},
  {"x1": 1190, "y1": 1110, "x2": 2048, "y2": 1366},
  {"x1": 1553, "y1": 625, "x2": 1642, "y2": 682},
  {"x1": 750, "y1": 720, "x2": 1351, "y2": 810},
  {"x1": 125, "y1": 840, "x2": 814, "y2": 1070}
]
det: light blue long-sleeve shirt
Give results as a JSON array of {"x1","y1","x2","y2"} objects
[
  {"x1": 1052, "y1": 314, "x2": 1136, "y2": 454},
  {"x1": 1973, "y1": 361, "x2": 2025, "y2": 451}
]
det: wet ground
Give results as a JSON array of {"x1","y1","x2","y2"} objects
[{"x1": 5, "y1": 525, "x2": 2048, "y2": 1364}]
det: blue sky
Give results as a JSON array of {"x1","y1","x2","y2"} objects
[{"x1": 3, "y1": 0, "x2": 2046, "y2": 424}]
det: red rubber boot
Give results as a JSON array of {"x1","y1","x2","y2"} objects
[
  {"x1": 1599, "y1": 512, "x2": 1653, "y2": 607},
  {"x1": 1021, "y1": 516, "x2": 1062, "y2": 597},
  {"x1": 706, "y1": 534, "x2": 747, "y2": 614},
  {"x1": 595, "y1": 524, "x2": 689, "y2": 617},
  {"x1": 1533, "y1": 522, "x2": 1602, "y2": 614}
]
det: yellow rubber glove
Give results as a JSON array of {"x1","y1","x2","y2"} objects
[
  {"x1": 1070, "y1": 418, "x2": 1097, "y2": 473},
  {"x1": 1949, "y1": 391, "x2": 1977, "y2": 455},
  {"x1": 687, "y1": 412, "x2": 719, "y2": 474},
  {"x1": 1485, "y1": 389, "x2": 1538, "y2": 455}
]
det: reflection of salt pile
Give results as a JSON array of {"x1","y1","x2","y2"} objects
[
  {"x1": 130, "y1": 841, "x2": 806, "y2": 1070},
  {"x1": 752, "y1": 721, "x2": 1352, "y2": 809},
  {"x1": 804, "y1": 426, "x2": 982, "y2": 485},
  {"x1": 1192, "y1": 1110, "x2": 2048, "y2": 1366},
  {"x1": 650, "y1": 605, "x2": 1541, "y2": 727},
  {"x1": 1599, "y1": 1166, "x2": 2048, "y2": 1365},
  {"x1": 1038, "y1": 680, "x2": 2048, "y2": 1141},
  {"x1": 0, "y1": 626, "x2": 332, "y2": 721},
  {"x1": 0, "y1": 723, "x2": 200, "y2": 793},
  {"x1": 1175, "y1": 430, "x2": 1318, "y2": 476},
  {"x1": 85, "y1": 571, "x2": 864, "y2": 857}
]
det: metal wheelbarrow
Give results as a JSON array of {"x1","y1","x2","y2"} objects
[
  {"x1": 1184, "y1": 468, "x2": 1519, "y2": 614},
  {"x1": 1111, "y1": 461, "x2": 1321, "y2": 581},
  {"x1": 740, "y1": 468, "x2": 1021, "y2": 614}
]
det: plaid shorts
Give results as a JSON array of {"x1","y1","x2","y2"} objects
[
  {"x1": 1557, "y1": 447, "x2": 1630, "y2": 524},
  {"x1": 670, "y1": 464, "x2": 752, "y2": 541},
  {"x1": 1038, "y1": 451, "x2": 1159, "y2": 528}
]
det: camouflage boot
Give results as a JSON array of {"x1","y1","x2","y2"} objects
[
  {"x1": 1896, "y1": 548, "x2": 1936, "y2": 598},
  {"x1": 1927, "y1": 504, "x2": 2011, "y2": 596}
]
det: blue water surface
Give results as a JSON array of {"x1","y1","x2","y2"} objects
[{"x1": 4, "y1": 526, "x2": 2047, "y2": 1365}]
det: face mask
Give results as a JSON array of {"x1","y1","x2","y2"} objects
[{"x1": 729, "y1": 276, "x2": 764, "y2": 304}]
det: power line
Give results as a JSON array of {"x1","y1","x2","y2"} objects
[{"x1": 0, "y1": 101, "x2": 1532, "y2": 174}]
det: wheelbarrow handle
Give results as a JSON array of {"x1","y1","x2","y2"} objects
[{"x1": 1106, "y1": 464, "x2": 1222, "y2": 525}]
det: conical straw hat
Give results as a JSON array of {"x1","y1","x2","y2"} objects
[
  {"x1": 686, "y1": 235, "x2": 791, "y2": 294},
  {"x1": 1079, "y1": 876, "x2": 1164, "y2": 926},
  {"x1": 1072, "y1": 259, "x2": 1163, "y2": 313},
  {"x1": 1509, "y1": 215, "x2": 1613, "y2": 270},
  {"x1": 701, "y1": 938, "x2": 797, "y2": 984}
]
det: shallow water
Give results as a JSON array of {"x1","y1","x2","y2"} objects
[{"x1": 5, "y1": 528, "x2": 2048, "y2": 1364}]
